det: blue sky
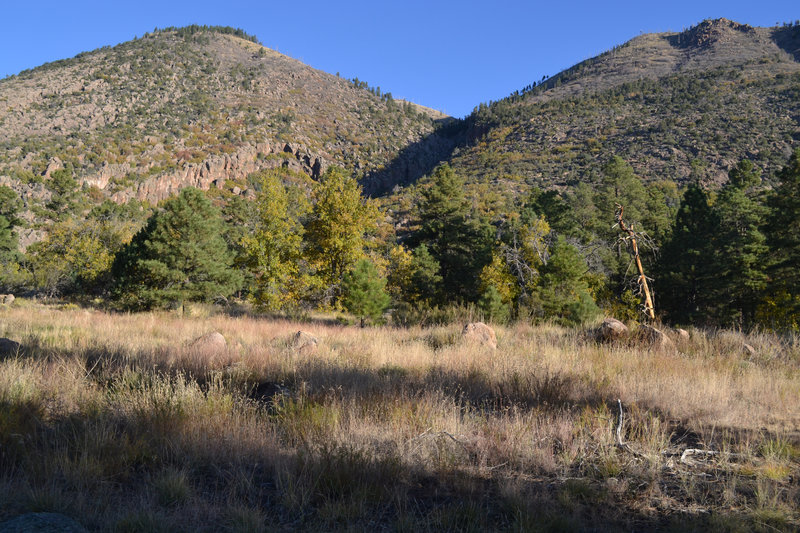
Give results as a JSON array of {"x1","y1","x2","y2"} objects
[{"x1": 1, "y1": 1, "x2": 796, "y2": 117}]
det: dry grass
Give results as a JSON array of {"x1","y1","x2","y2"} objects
[{"x1": 0, "y1": 301, "x2": 798, "y2": 531}]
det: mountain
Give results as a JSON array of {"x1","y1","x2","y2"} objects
[
  {"x1": 0, "y1": 26, "x2": 453, "y2": 212},
  {"x1": 2, "y1": 19, "x2": 799, "y2": 229},
  {"x1": 431, "y1": 19, "x2": 800, "y2": 209}
]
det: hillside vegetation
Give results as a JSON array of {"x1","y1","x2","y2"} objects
[
  {"x1": 0, "y1": 303, "x2": 798, "y2": 531},
  {"x1": 0, "y1": 26, "x2": 452, "y2": 213},
  {"x1": 436, "y1": 19, "x2": 800, "y2": 211}
]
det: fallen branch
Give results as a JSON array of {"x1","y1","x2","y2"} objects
[{"x1": 615, "y1": 399, "x2": 646, "y2": 458}]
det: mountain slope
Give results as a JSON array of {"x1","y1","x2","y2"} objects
[
  {"x1": 0, "y1": 26, "x2": 452, "y2": 208},
  {"x1": 442, "y1": 19, "x2": 800, "y2": 206}
]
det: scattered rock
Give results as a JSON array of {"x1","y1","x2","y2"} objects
[
  {"x1": 0, "y1": 294, "x2": 14, "y2": 305},
  {"x1": 462, "y1": 322, "x2": 497, "y2": 349},
  {"x1": 638, "y1": 325, "x2": 676, "y2": 351},
  {"x1": 291, "y1": 331, "x2": 319, "y2": 355},
  {"x1": 189, "y1": 331, "x2": 227, "y2": 352},
  {"x1": 742, "y1": 343, "x2": 756, "y2": 356},
  {"x1": 595, "y1": 318, "x2": 629, "y2": 342},
  {"x1": 674, "y1": 328, "x2": 690, "y2": 340},
  {"x1": 0, "y1": 512, "x2": 88, "y2": 533},
  {"x1": 0, "y1": 338, "x2": 22, "y2": 356}
]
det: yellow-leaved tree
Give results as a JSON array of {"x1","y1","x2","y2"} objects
[
  {"x1": 305, "y1": 167, "x2": 379, "y2": 306},
  {"x1": 241, "y1": 172, "x2": 310, "y2": 311}
]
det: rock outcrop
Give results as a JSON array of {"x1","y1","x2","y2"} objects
[{"x1": 109, "y1": 142, "x2": 329, "y2": 204}]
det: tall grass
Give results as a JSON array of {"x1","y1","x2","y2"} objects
[{"x1": 0, "y1": 302, "x2": 798, "y2": 531}]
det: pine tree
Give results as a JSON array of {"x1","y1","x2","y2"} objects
[
  {"x1": 710, "y1": 160, "x2": 768, "y2": 327},
  {"x1": 762, "y1": 149, "x2": 800, "y2": 329},
  {"x1": 537, "y1": 236, "x2": 599, "y2": 324},
  {"x1": 112, "y1": 187, "x2": 241, "y2": 310},
  {"x1": 342, "y1": 259, "x2": 390, "y2": 327},
  {"x1": 656, "y1": 183, "x2": 719, "y2": 325},
  {"x1": 407, "y1": 244, "x2": 443, "y2": 306},
  {"x1": 413, "y1": 164, "x2": 492, "y2": 304}
]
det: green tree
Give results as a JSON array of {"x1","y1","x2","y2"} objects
[
  {"x1": 761, "y1": 149, "x2": 800, "y2": 330},
  {"x1": 112, "y1": 187, "x2": 241, "y2": 310},
  {"x1": 478, "y1": 285, "x2": 510, "y2": 324},
  {"x1": 0, "y1": 185, "x2": 23, "y2": 228},
  {"x1": 241, "y1": 173, "x2": 308, "y2": 311},
  {"x1": 656, "y1": 183, "x2": 719, "y2": 325},
  {"x1": 413, "y1": 164, "x2": 492, "y2": 304},
  {"x1": 709, "y1": 160, "x2": 768, "y2": 327},
  {"x1": 28, "y1": 217, "x2": 132, "y2": 296},
  {"x1": 46, "y1": 167, "x2": 79, "y2": 219},
  {"x1": 537, "y1": 236, "x2": 599, "y2": 325},
  {"x1": 305, "y1": 167, "x2": 378, "y2": 305},
  {"x1": 405, "y1": 244, "x2": 443, "y2": 306},
  {"x1": 342, "y1": 259, "x2": 390, "y2": 327}
]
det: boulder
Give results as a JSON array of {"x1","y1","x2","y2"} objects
[
  {"x1": 291, "y1": 331, "x2": 319, "y2": 355},
  {"x1": 638, "y1": 325, "x2": 676, "y2": 351},
  {"x1": 674, "y1": 328, "x2": 690, "y2": 340},
  {"x1": 595, "y1": 318, "x2": 629, "y2": 342},
  {"x1": 0, "y1": 512, "x2": 87, "y2": 533},
  {"x1": 189, "y1": 331, "x2": 227, "y2": 352},
  {"x1": 0, "y1": 338, "x2": 22, "y2": 356},
  {"x1": 462, "y1": 322, "x2": 497, "y2": 349},
  {"x1": 0, "y1": 294, "x2": 14, "y2": 305}
]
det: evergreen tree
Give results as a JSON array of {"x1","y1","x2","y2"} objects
[
  {"x1": 762, "y1": 148, "x2": 800, "y2": 329},
  {"x1": 478, "y1": 285, "x2": 510, "y2": 324},
  {"x1": 413, "y1": 164, "x2": 492, "y2": 304},
  {"x1": 709, "y1": 160, "x2": 768, "y2": 327},
  {"x1": 342, "y1": 259, "x2": 390, "y2": 327},
  {"x1": 407, "y1": 244, "x2": 443, "y2": 306},
  {"x1": 46, "y1": 167, "x2": 79, "y2": 219},
  {"x1": 537, "y1": 236, "x2": 599, "y2": 324},
  {"x1": 305, "y1": 167, "x2": 378, "y2": 304},
  {"x1": 0, "y1": 186, "x2": 22, "y2": 228},
  {"x1": 656, "y1": 183, "x2": 719, "y2": 325},
  {"x1": 112, "y1": 187, "x2": 241, "y2": 310}
]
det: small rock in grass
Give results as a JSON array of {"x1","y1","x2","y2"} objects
[
  {"x1": 291, "y1": 331, "x2": 319, "y2": 355},
  {"x1": 462, "y1": 322, "x2": 497, "y2": 349}
]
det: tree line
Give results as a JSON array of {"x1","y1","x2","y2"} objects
[{"x1": 1, "y1": 149, "x2": 798, "y2": 330}]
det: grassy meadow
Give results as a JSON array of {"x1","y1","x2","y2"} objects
[{"x1": 0, "y1": 300, "x2": 798, "y2": 531}]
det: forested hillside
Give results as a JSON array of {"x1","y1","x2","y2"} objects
[{"x1": 1, "y1": 20, "x2": 799, "y2": 331}]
